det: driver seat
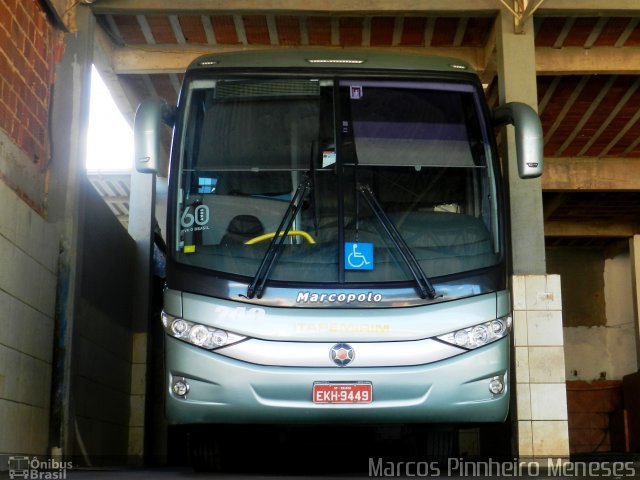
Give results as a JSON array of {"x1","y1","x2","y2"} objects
[{"x1": 220, "y1": 215, "x2": 264, "y2": 245}]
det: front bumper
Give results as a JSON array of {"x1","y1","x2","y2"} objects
[{"x1": 165, "y1": 335, "x2": 510, "y2": 425}]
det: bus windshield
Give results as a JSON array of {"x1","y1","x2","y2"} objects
[{"x1": 174, "y1": 77, "x2": 500, "y2": 288}]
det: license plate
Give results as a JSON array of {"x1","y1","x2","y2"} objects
[{"x1": 313, "y1": 382, "x2": 372, "y2": 404}]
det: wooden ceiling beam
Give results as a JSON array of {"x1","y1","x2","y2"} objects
[
  {"x1": 536, "y1": 46, "x2": 640, "y2": 75},
  {"x1": 105, "y1": 39, "x2": 640, "y2": 75},
  {"x1": 90, "y1": 0, "x2": 499, "y2": 15},
  {"x1": 109, "y1": 44, "x2": 484, "y2": 74},
  {"x1": 537, "y1": 0, "x2": 640, "y2": 16},
  {"x1": 543, "y1": 157, "x2": 640, "y2": 191},
  {"x1": 545, "y1": 219, "x2": 640, "y2": 237},
  {"x1": 91, "y1": 0, "x2": 640, "y2": 15}
]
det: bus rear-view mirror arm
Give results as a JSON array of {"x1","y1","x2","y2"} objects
[
  {"x1": 134, "y1": 99, "x2": 175, "y2": 174},
  {"x1": 493, "y1": 102, "x2": 543, "y2": 179}
]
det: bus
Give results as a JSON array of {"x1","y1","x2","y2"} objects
[{"x1": 134, "y1": 49, "x2": 542, "y2": 461}]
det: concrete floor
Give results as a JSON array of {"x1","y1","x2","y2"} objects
[
  {"x1": 1, "y1": 462, "x2": 638, "y2": 480},
  {"x1": 2, "y1": 458, "x2": 639, "y2": 480},
  {"x1": 2, "y1": 426, "x2": 638, "y2": 479}
]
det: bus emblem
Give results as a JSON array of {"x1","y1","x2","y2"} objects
[{"x1": 330, "y1": 343, "x2": 355, "y2": 367}]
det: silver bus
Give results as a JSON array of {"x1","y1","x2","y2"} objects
[{"x1": 135, "y1": 49, "x2": 542, "y2": 460}]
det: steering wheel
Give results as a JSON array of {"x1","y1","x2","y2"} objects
[{"x1": 244, "y1": 230, "x2": 316, "y2": 245}]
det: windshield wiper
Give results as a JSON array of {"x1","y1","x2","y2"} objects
[
  {"x1": 357, "y1": 183, "x2": 437, "y2": 299},
  {"x1": 247, "y1": 173, "x2": 312, "y2": 299}
]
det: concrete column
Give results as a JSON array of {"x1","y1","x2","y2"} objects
[
  {"x1": 496, "y1": 10, "x2": 545, "y2": 275},
  {"x1": 629, "y1": 235, "x2": 640, "y2": 368},
  {"x1": 47, "y1": 7, "x2": 94, "y2": 459},
  {"x1": 496, "y1": 10, "x2": 569, "y2": 458},
  {"x1": 127, "y1": 164, "x2": 156, "y2": 464}
]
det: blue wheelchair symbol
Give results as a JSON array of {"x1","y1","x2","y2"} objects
[{"x1": 345, "y1": 242, "x2": 373, "y2": 270}]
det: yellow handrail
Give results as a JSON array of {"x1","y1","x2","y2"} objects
[{"x1": 244, "y1": 230, "x2": 316, "y2": 245}]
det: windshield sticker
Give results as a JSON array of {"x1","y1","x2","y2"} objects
[
  {"x1": 322, "y1": 150, "x2": 336, "y2": 168},
  {"x1": 345, "y1": 242, "x2": 373, "y2": 270},
  {"x1": 183, "y1": 245, "x2": 196, "y2": 254},
  {"x1": 180, "y1": 204, "x2": 210, "y2": 233},
  {"x1": 350, "y1": 85, "x2": 363, "y2": 99},
  {"x1": 297, "y1": 291, "x2": 382, "y2": 304}
]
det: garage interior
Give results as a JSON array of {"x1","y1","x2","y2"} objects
[{"x1": 1, "y1": 0, "x2": 640, "y2": 471}]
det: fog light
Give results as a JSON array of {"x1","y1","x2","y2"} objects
[
  {"x1": 172, "y1": 378, "x2": 190, "y2": 397},
  {"x1": 489, "y1": 376, "x2": 504, "y2": 395}
]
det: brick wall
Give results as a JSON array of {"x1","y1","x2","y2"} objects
[
  {"x1": 0, "y1": 0, "x2": 63, "y2": 462},
  {"x1": 0, "y1": 0, "x2": 62, "y2": 169}
]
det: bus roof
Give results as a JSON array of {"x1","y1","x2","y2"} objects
[{"x1": 187, "y1": 49, "x2": 476, "y2": 75}]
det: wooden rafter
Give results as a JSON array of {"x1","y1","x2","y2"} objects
[
  {"x1": 554, "y1": 76, "x2": 617, "y2": 156},
  {"x1": 552, "y1": 17, "x2": 575, "y2": 47},
  {"x1": 543, "y1": 75, "x2": 589, "y2": 144},
  {"x1": 543, "y1": 193, "x2": 567, "y2": 220},
  {"x1": 537, "y1": 76, "x2": 561, "y2": 116},
  {"x1": 614, "y1": 17, "x2": 639, "y2": 47},
  {"x1": 576, "y1": 77, "x2": 640, "y2": 156},
  {"x1": 583, "y1": 16, "x2": 608, "y2": 48},
  {"x1": 600, "y1": 108, "x2": 640, "y2": 157}
]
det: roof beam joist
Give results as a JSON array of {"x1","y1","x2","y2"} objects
[
  {"x1": 104, "y1": 42, "x2": 640, "y2": 75},
  {"x1": 543, "y1": 157, "x2": 640, "y2": 191},
  {"x1": 91, "y1": 0, "x2": 640, "y2": 17},
  {"x1": 536, "y1": 46, "x2": 640, "y2": 75},
  {"x1": 90, "y1": 0, "x2": 499, "y2": 15},
  {"x1": 545, "y1": 219, "x2": 640, "y2": 238},
  {"x1": 537, "y1": 0, "x2": 640, "y2": 16},
  {"x1": 108, "y1": 44, "x2": 484, "y2": 74}
]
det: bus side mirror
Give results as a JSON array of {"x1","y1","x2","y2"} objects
[
  {"x1": 493, "y1": 102, "x2": 543, "y2": 179},
  {"x1": 134, "y1": 99, "x2": 175, "y2": 174}
]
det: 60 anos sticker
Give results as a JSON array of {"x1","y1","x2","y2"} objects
[{"x1": 181, "y1": 205, "x2": 210, "y2": 231}]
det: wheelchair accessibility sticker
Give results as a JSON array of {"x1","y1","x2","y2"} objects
[{"x1": 345, "y1": 242, "x2": 373, "y2": 270}]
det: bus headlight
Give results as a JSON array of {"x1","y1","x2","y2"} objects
[
  {"x1": 437, "y1": 316, "x2": 511, "y2": 350},
  {"x1": 162, "y1": 312, "x2": 246, "y2": 350}
]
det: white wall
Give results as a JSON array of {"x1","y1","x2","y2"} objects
[
  {"x1": 563, "y1": 252, "x2": 638, "y2": 381},
  {"x1": 0, "y1": 179, "x2": 59, "y2": 455}
]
